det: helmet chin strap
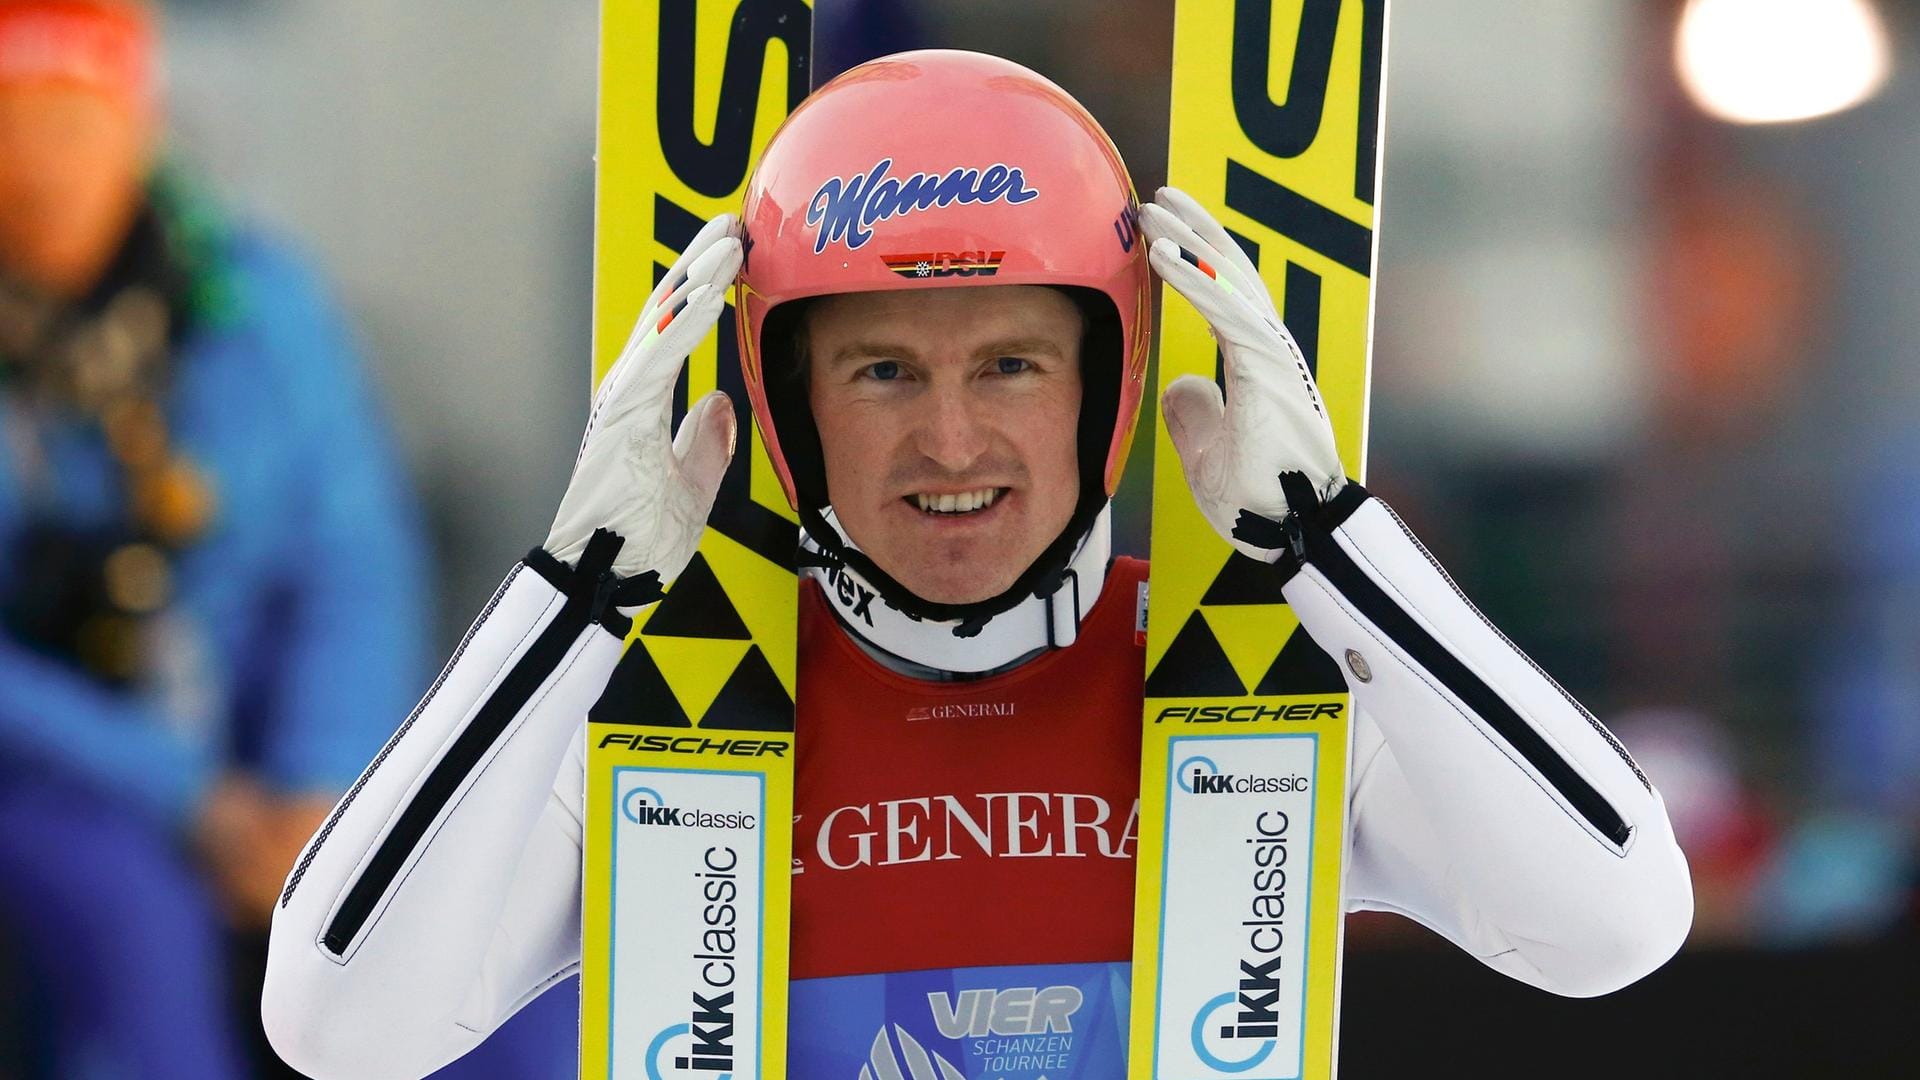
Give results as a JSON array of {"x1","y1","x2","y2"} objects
[{"x1": 801, "y1": 503, "x2": 1113, "y2": 675}]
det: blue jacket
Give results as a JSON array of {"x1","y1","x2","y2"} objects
[{"x1": 0, "y1": 226, "x2": 428, "y2": 830}]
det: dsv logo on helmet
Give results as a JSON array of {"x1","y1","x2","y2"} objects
[{"x1": 881, "y1": 250, "x2": 1010, "y2": 280}]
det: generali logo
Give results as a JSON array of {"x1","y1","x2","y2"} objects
[
  {"x1": 905, "y1": 701, "x2": 1016, "y2": 722},
  {"x1": 793, "y1": 793, "x2": 1140, "y2": 872}
]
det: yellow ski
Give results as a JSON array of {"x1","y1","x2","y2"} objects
[
  {"x1": 580, "y1": 2, "x2": 810, "y2": 1077},
  {"x1": 1130, "y1": 1, "x2": 1388, "y2": 1077}
]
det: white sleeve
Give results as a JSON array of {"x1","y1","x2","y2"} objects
[
  {"x1": 1271, "y1": 487, "x2": 1693, "y2": 998},
  {"x1": 262, "y1": 534, "x2": 648, "y2": 1079}
]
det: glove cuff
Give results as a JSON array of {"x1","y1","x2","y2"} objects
[
  {"x1": 1231, "y1": 471, "x2": 1371, "y2": 571},
  {"x1": 525, "y1": 528, "x2": 666, "y2": 639}
]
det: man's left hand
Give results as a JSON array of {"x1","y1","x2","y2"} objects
[{"x1": 1143, "y1": 186, "x2": 1347, "y2": 560}]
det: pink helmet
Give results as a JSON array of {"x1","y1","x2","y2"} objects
[{"x1": 736, "y1": 49, "x2": 1151, "y2": 515}]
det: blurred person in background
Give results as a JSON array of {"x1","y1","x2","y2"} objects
[
  {"x1": 0, "y1": 1, "x2": 437, "y2": 1075},
  {"x1": 1625, "y1": 127, "x2": 1918, "y2": 946}
]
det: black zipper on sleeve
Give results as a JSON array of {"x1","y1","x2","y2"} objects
[
  {"x1": 280, "y1": 565, "x2": 522, "y2": 911},
  {"x1": 1373, "y1": 498, "x2": 1651, "y2": 794},
  {"x1": 1295, "y1": 501, "x2": 1634, "y2": 850},
  {"x1": 320, "y1": 532, "x2": 628, "y2": 957}
]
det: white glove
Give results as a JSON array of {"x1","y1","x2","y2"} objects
[
  {"x1": 545, "y1": 213, "x2": 742, "y2": 580},
  {"x1": 1143, "y1": 186, "x2": 1347, "y2": 561}
]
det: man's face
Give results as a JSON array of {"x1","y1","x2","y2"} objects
[
  {"x1": 0, "y1": 81, "x2": 153, "y2": 296},
  {"x1": 806, "y1": 285, "x2": 1085, "y2": 606}
]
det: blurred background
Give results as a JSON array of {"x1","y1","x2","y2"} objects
[{"x1": 0, "y1": 0, "x2": 1914, "y2": 1076}]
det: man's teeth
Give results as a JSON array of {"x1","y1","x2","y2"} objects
[{"x1": 915, "y1": 488, "x2": 1000, "y2": 514}]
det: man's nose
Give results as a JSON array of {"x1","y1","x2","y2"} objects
[{"x1": 911, "y1": 383, "x2": 993, "y2": 473}]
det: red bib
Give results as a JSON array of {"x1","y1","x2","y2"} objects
[{"x1": 791, "y1": 558, "x2": 1150, "y2": 980}]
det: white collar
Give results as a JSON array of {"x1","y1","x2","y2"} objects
[{"x1": 802, "y1": 503, "x2": 1113, "y2": 674}]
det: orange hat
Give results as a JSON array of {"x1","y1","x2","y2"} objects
[{"x1": 0, "y1": 1, "x2": 157, "y2": 108}]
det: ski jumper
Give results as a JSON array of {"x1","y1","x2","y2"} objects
[{"x1": 260, "y1": 495, "x2": 1693, "y2": 1080}]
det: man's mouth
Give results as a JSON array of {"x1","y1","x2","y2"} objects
[{"x1": 905, "y1": 487, "x2": 1007, "y2": 515}]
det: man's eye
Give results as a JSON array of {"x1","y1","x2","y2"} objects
[
  {"x1": 864, "y1": 360, "x2": 901, "y2": 381},
  {"x1": 994, "y1": 356, "x2": 1032, "y2": 375}
]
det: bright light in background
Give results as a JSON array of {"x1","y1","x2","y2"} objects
[{"x1": 1676, "y1": 0, "x2": 1892, "y2": 124}]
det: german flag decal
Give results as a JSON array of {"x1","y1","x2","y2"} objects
[{"x1": 880, "y1": 250, "x2": 1007, "y2": 278}]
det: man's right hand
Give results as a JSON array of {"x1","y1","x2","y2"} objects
[{"x1": 545, "y1": 214, "x2": 742, "y2": 581}]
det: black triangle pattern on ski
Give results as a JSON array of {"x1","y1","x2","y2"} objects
[
  {"x1": 1254, "y1": 625, "x2": 1349, "y2": 696},
  {"x1": 1144, "y1": 611, "x2": 1246, "y2": 698},
  {"x1": 640, "y1": 553, "x2": 751, "y2": 640},
  {"x1": 590, "y1": 641, "x2": 691, "y2": 727},
  {"x1": 698, "y1": 645, "x2": 796, "y2": 732},
  {"x1": 1199, "y1": 551, "x2": 1291, "y2": 606}
]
